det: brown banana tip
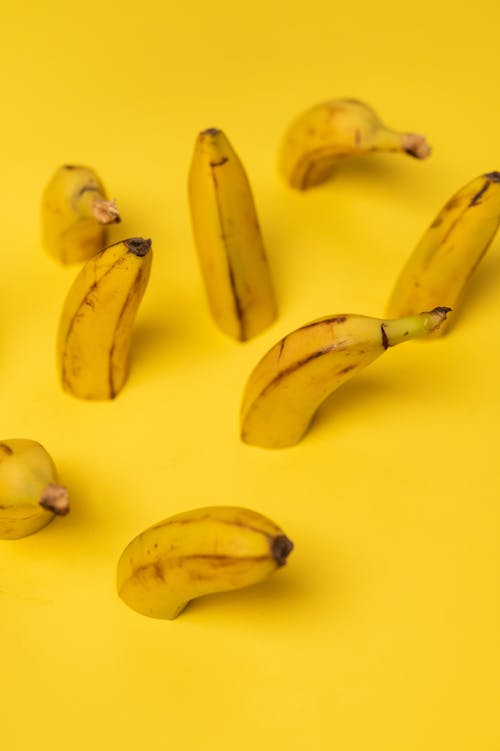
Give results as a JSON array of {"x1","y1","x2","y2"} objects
[
  {"x1": 39, "y1": 484, "x2": 70, "y2": 516},
  {"x1": 271, "y1": 535, "x2": 294, "y2": 566},
  {"x1": 485, "y1": 171, "x2": 500, "y2": 182},
  {"x1": 201, "y1": 127, "x2": 221, "y2": 136},
  {"x1": 125, "y1": 237, "x2": 152, "y2": 256},
  {"x1": 91, "y1": 198, "x2": 121, "y2": 225},
  {"x1": 401, "y1": 133, "x2": 431, "y2": 159}
]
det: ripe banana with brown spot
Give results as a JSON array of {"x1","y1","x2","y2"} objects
[
  {"x1": 188, "y1": 128, "x2": 277, "y2": 341},
  {"x1": 240, "y1": 307, "x2": 450, "y2": 449},
  {"x1": 0, "y1": 439, "x2": 69, "y2": 540},
  {"x1": 117, "y1": 506, "x2": 293, "y2": 620},
  {"x1": 386, "y1": 171, "x2": 500, "y2": 334},
  {"x1": 57, "y1": 237, "x2": 152, "y2": 400},
  {"x1": 41, "y1": 164, "x2": 120, "y2": 264},
  {"x1": 279, "y1": 98, "x2": 431, "y2": 190}
]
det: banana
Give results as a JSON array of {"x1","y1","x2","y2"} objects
[
  {"x1": 41, "y1": 164, "x2": 121, "y2": 264},
  {"x1": 0, "y1": 439, "x2": 69, "y2": 540},
  {"x1": 188, "y1": 128, "x2": 277, "y2": 341},
  {"x1": 386, "y1": 172, "x2": 500, "y2": 334},
  {"x1": 117, "y1": 506, "x2": 293, "y2": 619},
  {"x1": 279, "y1": 98, "x2": 431, "y2": 190},
  {"x1": 240, "y1": 307, "x2": 450, "y2": 449},
  {"x1": 57, "y1": 237, "x2": 152, "y2": 400}
]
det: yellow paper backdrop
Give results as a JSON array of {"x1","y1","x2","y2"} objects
[{"x1": 1, "y1": 1, "x2": 499, "y2": 749}]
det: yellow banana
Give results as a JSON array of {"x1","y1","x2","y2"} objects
[
  {"x1": 117, "y1": 506, "x2": 293, "y2": 620},
  {"x1": 240, "y1": 307, "x2": 450, "y2": 449},
  {"x1": 279, "y1": 98, "x2": 431, "y2": 190},
  {"x1": 386, "y1": 171, "x2": 500, "y2": 334},
  {"x1": 0, "y1": 439, "x2": 69, "y2": 540},
  {"x1": 57, "y1": 237, "x2": 152, "y2": 400},
  {"x1": 41, "y1": 164, "x2": 121, "y2": 264},
  {"x1": 188, "y1": 128, "x2": 277, "y2": 341}
]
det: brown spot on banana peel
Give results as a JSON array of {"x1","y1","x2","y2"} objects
[
  {"x1": 338, "y1": 364, "x2": 356, "y2": 375},
  {"x1": 381, "y1": 324, "x2": 389, "y2": 350},
  {"x1": 256, "y1": 343, "x2": 348, "y2": 400},
  {"x1": 0, "y1": 443, "x2": 13, "y2": 456},
  {"x1": 209, "y1": 157, "x2": 229, "y2": 168},
  {"x1": 469, "y1": 178, "x2": 493, "y2": 207},
  {"x1": 127, "y1": 553, "x2": 276, "y2": 588}
]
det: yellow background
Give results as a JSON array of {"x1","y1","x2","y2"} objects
[{"x1": 1, "y1": 1, "x2": 499, "y2": 749}]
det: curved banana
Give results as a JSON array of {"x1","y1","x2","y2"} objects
[
  {"x1": 41, "y1": 164, "x2": 121, "y2": 264},
  {"x1": 240, "y1": 307, "x2": 450, "y2": 449},
  {"x1": 57, "y1": 237, "x2": 152, "y2": 400},
  {"x1": 386, "y1": 171, "x2": 500, "y2": 334},
  {"x1": 279, "y1": 98, "x2": 431, "y2": 190},
  {"x1": 0, "y1": 439, "x2": 69, "y2": 540},
  {"x1": 188, "y1": 128, "x2": 277, "y2": 341},
  {"x1": 117, "y1": 506, "x2": 293, "y2": 619}
]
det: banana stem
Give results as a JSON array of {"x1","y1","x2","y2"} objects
[
  {"x1": 74, "y1": 189, "x2": 121, "y2": 224},
  {"x1": 39, "y1": 484, "x2": 70, "y2": 516},
  {"x1": 383, "y1": 307, "x2": 451, "y2": 347},
  {"x1": 372, "y1": 128, "x2": 431, "y2": 158}
]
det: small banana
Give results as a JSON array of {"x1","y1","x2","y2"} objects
[
  {"x1": 41, "y1": 164, "x2": 121, "y2": 264},
  {"x1": 240, "y1": 307, "x2": 450, "y2": 449},
  {"x1": 57, "y1": 237, "x2": 152, "y2": 400},
  {"x1": 0, "y1": 439, "x2": 69, "y2": 540},
  {"x1": 188, "y1": 128, "x2": 277, "y2": 341},
  {"x1": 279, "y1": 98, "x2": 431, "y2": 190},
  {"x1": 117, "y1": 506, "x2": 294, "y2": 620},
  {"x1": 386, "y1": 171, "x2": 500, "y2": 334}
]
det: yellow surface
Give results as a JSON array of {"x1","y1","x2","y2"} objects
[{"x1": 1, "y1": 1, "x2": 499, "y2": 749}]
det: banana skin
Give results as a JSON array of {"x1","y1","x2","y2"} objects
[
  {"x1": 240, "y1": 308, "x2": 450, "y2": 449},
  {"x1": 188, "y1": 128, "x2": 277, "y2": 341},
  {"x1": 117, "y1": 506, "x2": 293, "y2": 619},
  {"x1": 386, "y1": 172, "x2": 500, "y2": 334},
  {"x1": 279, "y1": 98, "x2": 431, "y2": 190},
  {"x1": 42, "y1": 164, "x2": 120, "y2": 264},
  {"x1": 57, "y1": 237, "x2": 152, "y2": 400},
  {"x1": 0, "y1": 439, "x2": 69, "y2": 540}
]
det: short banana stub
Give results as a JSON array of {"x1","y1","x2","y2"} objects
[
  {"x1": 386, "y1": 171, "x2": 500, "y2": 334},
  {"x1": 41, "y1": 164, "x2": 121, "y2": 264},
  {"x1": 0, "y1": 439, "x2": 69, "y2": 540},
  {"x1": 57, "y1": 237, "x2": 152, "y2": 401},
  {"x1": 117, "y1": 506, "x2": 294, "y2": 619},
  {"x1": 188, "y1": 128, "x2": 277, "y2": 341},
  {"x1": 240, "y1": 308, "x2": 450, "y2": 449},
  {"x1": 279, "y1": 98, "x2": 431, "y2": 190}
]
